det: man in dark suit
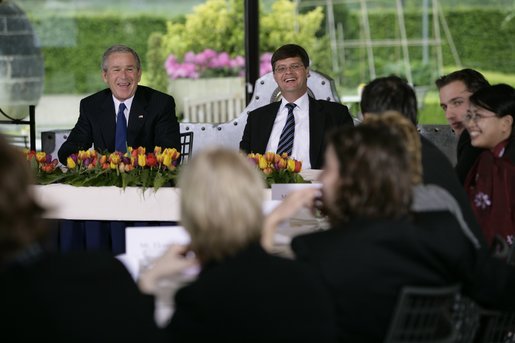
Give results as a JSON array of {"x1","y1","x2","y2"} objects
[
  {"x1": 435, "y1": 69, "x2": 490, "y2": 184},
  {"x1": 240, "y1": 44, "x2": 353, "y2": 169},
  {"x1": 58, "y1": 45, "x2": 180, "y2": 164},
  {"x1": 359, "y1": 75, "x2": 488, "y2": 249}
]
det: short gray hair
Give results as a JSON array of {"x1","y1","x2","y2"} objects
[{"x1": 101, "y1": 44, "x2": 141, "y2": 72}]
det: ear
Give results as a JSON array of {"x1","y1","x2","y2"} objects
[
  {"x1": 502, "y1": 114, "x2": 513, "y2": 133},
  {"x1": 505, "y1": 114, "x2": 513, "y2": 127}
]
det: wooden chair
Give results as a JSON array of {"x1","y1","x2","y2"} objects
[{"x1": 384, "y1": 285, "x2": 461, "y2": 343}]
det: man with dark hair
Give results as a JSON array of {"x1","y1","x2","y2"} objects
[
  {"x1": 58, "y1": 44, "x2": 181, "y2": 164},
  {"x1": 360, "y1": 75, "x2": 487, "y2": 248},
  {"x1": 435, "y1": 68, "x2": 490, "y2": 183},
  {"x1": 240, "y1": 44, "x2": 353, "y2": 169}
]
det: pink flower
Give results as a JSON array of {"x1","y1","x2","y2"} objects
[
  {"x1": 230, "y1": 55, "x2": 245, "y2": 68},
  {"x1": 184, "y1": 51, "x2": 196, "y2": 64}
]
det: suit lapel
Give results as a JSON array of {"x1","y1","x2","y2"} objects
[
  {"x1": 99, "y1": 92, "x2": 116, "y2": 151},
  {"x1": 127, "y1": 87, "x2": 146, "y2": 145},
  {"x1": 258, "y1": 102, "x2": 281, "y2": 152},
  {"x1": 308, "y1": 97, "x2": 326, "y2": 166}
]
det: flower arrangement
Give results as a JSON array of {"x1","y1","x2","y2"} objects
[
  {"x1": 247, "y1": 152, "x2": 306, "y2": 187},
  {"x1": 164, "y1": 48, "x2": 273, "y2": 80},
  {"x1": 26, "y1": 147, "x2": 181, "y2": 190}
]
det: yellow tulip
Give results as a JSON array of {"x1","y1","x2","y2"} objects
[
  {"x1": 138, "y1": 154, "x2": 146, "y2": 167},
  {"x1": 66, "y1": 157, "x2": 76, "y2": 169},
  {"x1": 287, "y1": 159, "x2": 295, "y2": 172},
  {"x1": 163, "y1": 153, "x2": 172, "y2": 167},
  {"x1": 258, "y1": 156, "x2": 268, "y2": 170}
]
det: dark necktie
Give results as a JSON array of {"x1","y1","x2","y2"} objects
[
  {"x1": 115, "y1": 103, "x2": 127, "y2": 153},
  {"x1": 277, "y1": 103, "x2": 296, "y2": 156}
]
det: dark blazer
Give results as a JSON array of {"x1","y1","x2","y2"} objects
[
  {"x1": 58, "y1": 85, "x2": 181, "y2": 164},
  {"x1": 291, "y1": 212, "x2": 515, "y2": 343},
  {"x1": 167, "y1": 243, "x2": 337, "y2": 343},
  {"x1": 0, "y1": 251, "x2": 165, "y2": 343},
  {"x1": 240, "y1": 97, "x2": 353, "y2": 169},
  {"x1": 420, "y1": 135, "x2": 488, "y2": 248},
  {"x1": 455, "y1": 130, "x2": 484, "y2": 184}
]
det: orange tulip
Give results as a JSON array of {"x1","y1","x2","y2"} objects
[{"x1": 264, "y1": 152, "x2": 275, "y2": 162}]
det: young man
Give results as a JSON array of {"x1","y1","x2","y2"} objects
[
  {"x1": 435, "y1": 68, "x2": 490, "y2": 183},
  {"x1": 359, "y1": 75, "x2": 487, "y2": 248},
  {"x1": 58, "y1": 44, "x2": 181, "y2": 164},
  {"x1": 239, "y1": 44, "x2": 353, "y2": 169}
]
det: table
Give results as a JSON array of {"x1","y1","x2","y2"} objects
[
  {"x1": 32, "y1": 184, "x2": 272, "y2": 254},
  {"x1": 32, "y1": 170, "x2": 321, "y2": 255}
]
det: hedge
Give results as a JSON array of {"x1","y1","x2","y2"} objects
[{"x1": 32, "y1": 8, "x2": 515, "y2": 94}]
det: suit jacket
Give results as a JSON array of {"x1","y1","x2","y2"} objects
[
  {"x1": 291, "y1": 213, "x2": 515, "y2": 343},
  {"x1": 420, "y1": 136, "x2": 488, "y2": 248},
  {"x1": 240, "y1": 97, "x2": 353, "y2": 169},
  {"x1": 455, "y1": 130, "x2": 484, "y2": 184},
  {"x1": 167, "y1": 243, "x2": 337, "y2": 343},
  {"x1": 0, "y1": 251, "x2": 166, "y2": 343},
  {"x1": 58, "y1": 85, "x2": 181, "y2": 164}
]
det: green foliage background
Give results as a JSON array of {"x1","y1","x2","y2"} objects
[{"x1": 30, "y1": 4, "x2": 515, "y2": 94}]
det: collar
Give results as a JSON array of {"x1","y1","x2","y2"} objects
[
  {"x1": 491, "y1": 139, "x2": 509, "y2": 158},
  {"x1": 112, "y1": 94, "x2": 135, "y2": 114},
  {"x1": 280, "y1": 92, "x2": 309, "y2": 111}
]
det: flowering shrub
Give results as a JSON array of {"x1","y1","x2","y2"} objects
[
  {"x1": 247, "y1": 152, "x2": 306, "y2": 187},
  {"x1": 26, "y1": 147, "x2": 181, "y2": 190},
  {"x1": 164, "y1": 48, "x2": 273, "y2": 80}
]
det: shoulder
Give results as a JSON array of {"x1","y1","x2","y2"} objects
[
  {"x1": 136, "y1": 85, "x2": 174, "y2": 102},
  {"x1": 504, "y1": 139, "x2": 515, "y2": 163},
  {"x1": 412, "y1": 210, "x2": 461, "y2": 230},
  {"x1": 81, "y1": 88, "x2": 111, "y2": 105},
  {"x1": 248, "y1": 101, "x2": 280, "y2": 116},
  {"x1": 310, "y1": 97, "x2": 349, "y2": 112}
]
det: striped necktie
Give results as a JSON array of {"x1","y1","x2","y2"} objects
[
  {"x1": 277, "y1": 103, "x2": 296, "y2": 156},
  {"x1": 115, "y1": 102, "x2": 127, "y2": 153}
]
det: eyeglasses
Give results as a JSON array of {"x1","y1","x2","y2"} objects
[
  {"x1": 274, "y1": 63, "x2": 304, "y2": 74},
  {"x1": 464, "y1": 111, "x2": 497, "y2": 123}
]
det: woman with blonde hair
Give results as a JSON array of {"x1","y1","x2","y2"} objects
[{"x1": 140, "y1": 148, "x2": 337, "y2": 342}]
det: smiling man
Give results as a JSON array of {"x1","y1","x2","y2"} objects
[
  {"x1": 435, "y1": 69, "x2": 490, "y2": 183},
  {"x1": 240, "y1": 44, "x2": 353, "y2": 169},
  {"x1": 58, "y1": 45, "x2": 180, "y2": 164}
]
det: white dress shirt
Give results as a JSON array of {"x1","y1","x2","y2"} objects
[
  {"x1": 112, "y1": 95, "x2": 135, "y2": 126},
  {"x1": 265, "y1": 92, "x2": 311, "y2": 169}
]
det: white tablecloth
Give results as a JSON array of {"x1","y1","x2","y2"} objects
[
  {"x1": 32, "y1": 184, "x2": 272, "y2": 222},
  {"x1": 31, "y1": 169, "x2": 320, "y2": 222}
]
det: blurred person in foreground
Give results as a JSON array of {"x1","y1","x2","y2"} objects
[
  {"x1": 463, "y1": 84, "x2": 515, "y2": 245},
  {"x1": 58, "y1": 44, "x2": 180, "y2": 164},
  {"x1": 138, "y1": 148, "x2": 337, "y2": 343},
  {"x1": 435, "y1": 68, "x2": 490, "y2": 183},
  {"x1": 263, "y1": 113, "x2": 515, "y2": 342},
  {"x1": 240, "y1": 43, "x2": 353, "y2": 169},
  {"x1": 0, "y1": 135, "x2": 165, "y2": 342},
  {"x1": 358, "y1": 75, "x2": 488, "y2": 248}
]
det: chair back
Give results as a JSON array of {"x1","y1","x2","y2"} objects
[
  {"x1": 179, "y1": 131, "x2": 193, "y2": 163},
  {"x1": 476, "y1": 309, "x2": 515, "y2": 343},
  {"x1": 384, "y1": 284, "x2": 461, "y2": 343}
]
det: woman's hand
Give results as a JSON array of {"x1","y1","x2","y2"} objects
[
  {"x1": 138, "y1": 245, "x2": 199, "y2": 295},
  {"x1": 262, "y1": 188, "x2": 322, "y2": 252}
]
